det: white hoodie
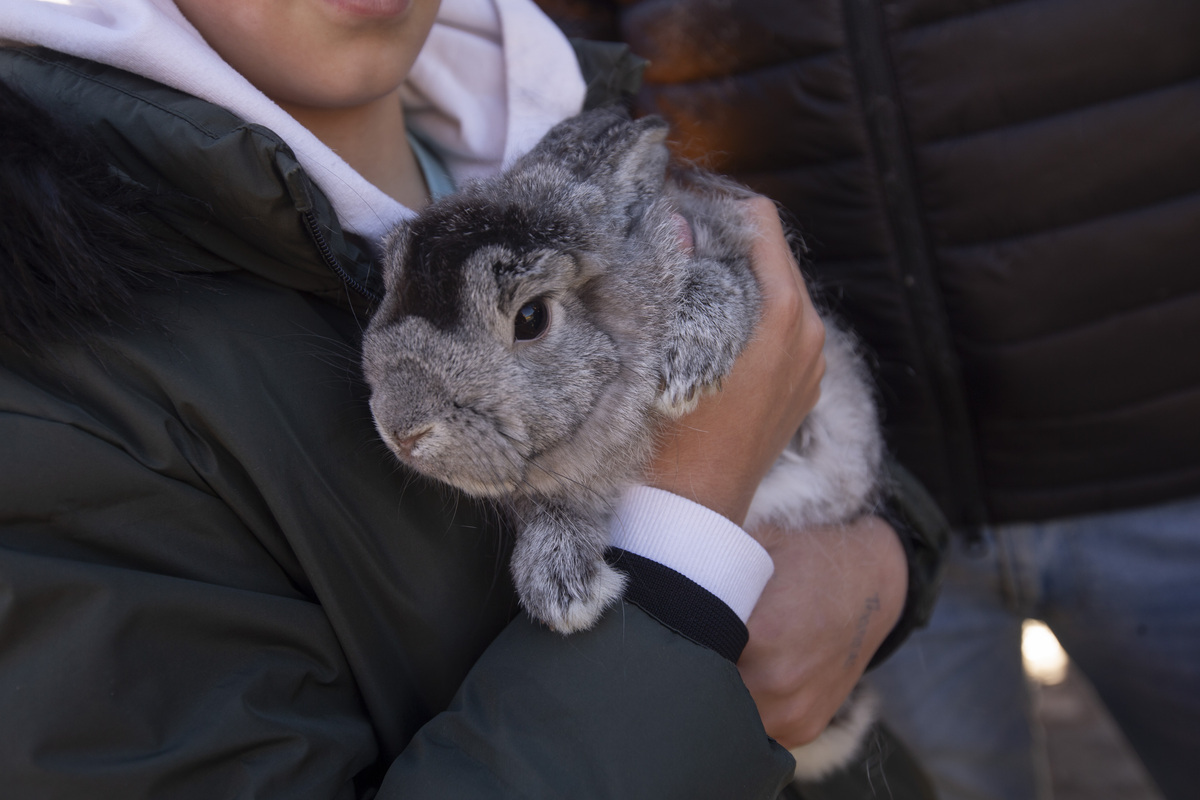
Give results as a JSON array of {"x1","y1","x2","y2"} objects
[
  {"x1": 0, "y1": 0, "x2": 773, "y2": 621},
  {"x1": 0, "y1": 0, "x2": 586, "y2": 242}
]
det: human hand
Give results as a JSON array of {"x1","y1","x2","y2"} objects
[
  {"x1": 645, "y1": 197, "x2": 826, "y2": 526},
  {"x1": 737, "y1": 514, "x2": 907, "y2": 749}
]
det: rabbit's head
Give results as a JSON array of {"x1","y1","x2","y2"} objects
[{"x1": 364, "y1": 111, "x2": 686, "y2": 499}]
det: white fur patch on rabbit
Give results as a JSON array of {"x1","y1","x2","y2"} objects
[{"x1": 364, "y1": 108, "x2": 885, "y2": 779}]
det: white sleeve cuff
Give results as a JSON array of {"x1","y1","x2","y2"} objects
[{"x1": 608, "y1": 486, "x2": 775, "y2": 623}]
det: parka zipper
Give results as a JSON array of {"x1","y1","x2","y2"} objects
[
  {"x1": 842, "y1": 0, "x2": 988, "y2": 536},
  {"x1": 300, "y1": 208, "x2": 382, "y2": 305}
]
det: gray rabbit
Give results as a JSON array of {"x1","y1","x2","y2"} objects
[{"x1": 363, "y1": 109, "x2": 884, "y2": 778}]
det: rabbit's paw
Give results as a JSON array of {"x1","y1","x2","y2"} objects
[
  {"x1": 511, "y1": 504, "x2": 628, "y2": 633},
  {"x1": 655, "y1": 353, "x2": 728, "y2": 419},
  {"x1": 551, "y1": 561, "x2": 626, "y2": 633},
  {"x1": 513, "y1": 548, "x2": 627, "y2": 633}
]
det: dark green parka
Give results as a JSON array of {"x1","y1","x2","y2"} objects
[{"x1": 0, "y1": 46, "x2": 805, "y2": 798}]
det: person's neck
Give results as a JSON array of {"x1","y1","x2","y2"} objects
[{"x1": 279, "y1": 90, "x2": 429, "y2": 211}]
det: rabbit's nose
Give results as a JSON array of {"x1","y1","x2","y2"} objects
[{"x1": 391, "y1": 425, "x2": 432, "y2": 458}]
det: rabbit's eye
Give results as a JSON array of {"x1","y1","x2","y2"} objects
[{"x1": 514, "y1": 299, "x2": 550, "y2": 341}]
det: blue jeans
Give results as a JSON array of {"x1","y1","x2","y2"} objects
[{"x1": 867, "y1": 495, "x2": 1200, "y2": 800}]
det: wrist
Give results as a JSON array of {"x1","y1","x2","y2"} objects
[
  {"x1": 610, "y1": 486, "x2": 774, "y2": 623},
  {"x1": 747, "y1": 515, "x2": 908, "y2": 667},
  {"x1": 645, "y1": 438, "x2": 758, "y2": 527}
]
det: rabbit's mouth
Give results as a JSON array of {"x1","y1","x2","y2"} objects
[
  {"x1": 401, "y1": 445, "x2": 524, "y2": 498},
  {"x1": 379, "y1": 409, "x2": 535, "y2": 499}
]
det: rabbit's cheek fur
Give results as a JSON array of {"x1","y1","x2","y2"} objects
[{"x1": 509, "y1": 330, "x2": 623, "y2": 491}]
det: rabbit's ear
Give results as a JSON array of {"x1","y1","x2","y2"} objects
[
  {"x1": 590, "y1": 116, "x2": 671, "y2": 216},
  {"x1": 373, "y1": 219, "x2": 416, "y2": 326},
  {"x1": 380, "y1": 219, "x2": 414, "y2": 295},
  {"x1": 527, "y1": 110, "x2": 671, "y2": 217}
]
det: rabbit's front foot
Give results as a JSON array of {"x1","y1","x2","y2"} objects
[
  {"x1": 654, "y1": 299, "x2": 746, "y2": 417},
  {"x1": 510, "y1": 509, "x2": 626, "y2": 633},
  {"x1": 655, "y1": 340, "x2": 733, "y2": 417},
  {"x1": 518, "y1": 557, "x2": 626, "y2": 633},
  {"x1": 655, "y1": 371, "x2": 723, "y2": 418}
]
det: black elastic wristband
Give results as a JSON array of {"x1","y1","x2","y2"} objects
[
  {"x1": 605, "y1": 548, "x2": 748, "y2": 663},
  {"x1": 868, "y1": 496, "x2": 920, "y2": 669},
  {"x1": 867, "y1": 460, "x2": 951, "y2": 669}
]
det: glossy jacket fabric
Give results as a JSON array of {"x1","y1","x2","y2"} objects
[
  {"x1": 0, "y1": 47, "x2": 799, "y2": 798},
  {"x1": 538, "y1": 0, "x2": 1200, "y2": 527}
]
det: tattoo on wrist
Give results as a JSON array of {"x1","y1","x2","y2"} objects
[{"x1": 844, "y1": 593, "x2": 882, "y2": 668}]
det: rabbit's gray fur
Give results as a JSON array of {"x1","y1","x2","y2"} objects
[
  {"x1": 362, "y1": 106, "x2": 883, "y2": 633},
  {"x1": 363, "y1": 110, "x2": 885, "y2": 775},
  {"x1": 365, "y1": 107, "x2": 884, "y2": 629}
]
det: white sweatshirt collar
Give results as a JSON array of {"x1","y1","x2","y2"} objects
[{"x1": 0, "y1": 0, "x2": 586, "y2": 242}]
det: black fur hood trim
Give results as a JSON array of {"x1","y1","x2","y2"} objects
[{"x1": 0, "y1": 78, "x2": 170, "y2": 352}]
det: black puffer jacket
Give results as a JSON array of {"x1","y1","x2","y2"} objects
[{"x1": 538, "y1": 0, "x2": 1200, "y2": 527}]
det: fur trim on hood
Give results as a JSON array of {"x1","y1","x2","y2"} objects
[{"x1": 0, "y1": 79, "x2": 173, "y2": 352}]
